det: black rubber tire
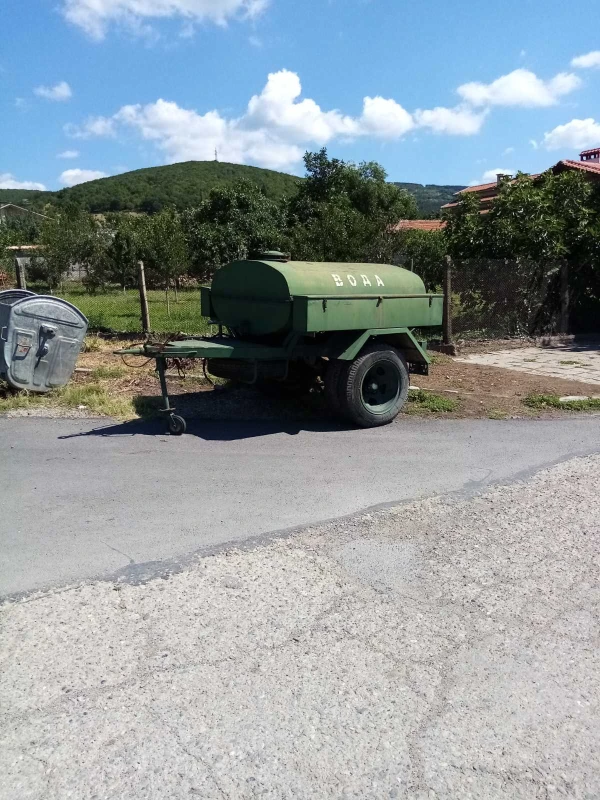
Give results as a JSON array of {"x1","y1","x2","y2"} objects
[
  {"x1": 324, "y1": 360, "x2": 346, "y2": 416},
  {"x1": 339, "y1": 344, "x2": 409, "y2": 428},
  {"x1": 168, "y1": 414, "x2": 187, "y2": 435}
]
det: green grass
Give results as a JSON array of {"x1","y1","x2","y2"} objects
[
  {"x1": 406, "y1": 388, "x2": 459, "y2": 413},
  {"x1": 32, "y1": 284, "x2": 212, "y2": 335},
  {"x1": 558, "y1": 360, "x2": 583, "y2": 366},
  {"x1": 83, "y1": 335, "x2": 104, "y2": 352},
  {"x1": 90, "y1": 365, "x2": 127, "y2": 379},
  {"x1": 523, "y1": 394, "x2": 600, "y2": 411},
  {"x1": 488, "y1": 409, "x2": 509, "y2": 420},
  {"x1": 0, "y1": 382, "x2": 139, "y2": 418}
]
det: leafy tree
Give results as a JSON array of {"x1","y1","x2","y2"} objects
[
  {"x1": 392, "y1": 229, "x2": 447, "y2": 290},
  {"x1": 35, "y1": 205, "x2": 87, "y2": 291},
  {"x1": 182, "y1": 181, "x2": 285, "y2": 282},
  {"x1": 139, "y1": 208, "x2": 189, "y2": 297},
  {"x1": 106, "y1": 214, "x2": 144, "y2": 290},
  {"x1": 444, "y1": 171, "x2": 600, "y2": 333},
  {"x1": 287, "y1": 149, "x2": 417, "y2": 262},
  {"x1": 32, "y1": 205, "x2": 112, "y2": 293}
]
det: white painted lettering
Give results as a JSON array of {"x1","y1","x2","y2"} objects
[
  {"x1": 361, "y1": 274, "x2": 372, "y2": 287},
  {"x1": 332, "y1": 273, "x2": 344, "y2": 287},
  {"x1": 375, "y1": 275, "x2": 385, "y2": 287},
  {"x1": 347, "y1": 274, "x2": 357, "y2": 287}
]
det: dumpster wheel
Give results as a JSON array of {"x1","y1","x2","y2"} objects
[{"x1": 168, "y1": 414, "x2": 187, "y2": 436}]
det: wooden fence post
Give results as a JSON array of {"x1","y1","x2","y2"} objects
[
  {"x1": 14, "y1": 258, "x2": 27, "y2": 291},
  {"x1": 138, "y1": 260, "x2": 150, "y2": 335},
  {"x1": 443, "y1": 255, "x2": 453, "y2": 346},
  {"x1": 560, "y1": 260, "x2": 569, "y2": 334}
]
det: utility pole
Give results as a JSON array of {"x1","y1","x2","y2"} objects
[{"x1": 443, "y1": 256, "x2": 453, "y2": 346}]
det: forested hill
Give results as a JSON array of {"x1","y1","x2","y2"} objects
[
  {"x1": 0, "y1": 162, "x2": 464, "y2": 216},
  {"x1": 392, "y1": 183, "x2": 464, "y2": 215}
]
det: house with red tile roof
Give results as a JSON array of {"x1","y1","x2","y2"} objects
[{"x1": 441, "y1": 148, "x2": 600, "y2": 214}]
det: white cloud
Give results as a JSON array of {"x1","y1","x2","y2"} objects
[
  {"x1": 65, "y1": 116, "x2": 116, "y2": 139},
  {"x1": 115, "y1": 96, "x2": 304, "y2": 170},
  {"x1": 415, "y1": 105, "x2": 486, "y2": 135},
  {"x1": 57, "y1": 150, "x2": 80, "y2": 159},
  {"x1": 503, "y1": 146, "x2": 515, "y2": 155},
  {"x1": 457, "y1": 68, "x2": 581, "y2": 108},
  {"x1": 75, "y1": 69, "x2": 486, "y2": 172},
  {"x1": 0, "y1": 174, "x2": 47, "y2": 190},
  {"x1": 59, "y1": 168, "x2": 108, "y2": 187},
  {"x1": 360, "y1": 96, "x2": 414, "y2": 138},
  {"x1": 61, "y1": 0, "x2": 269, "y2": 40},
  {"x1": 34, "y1": 81, "x2": 73, "y2": 101},
  {"x1": 482, "y1": 168, "x2": 513, "y2": 181},
  {"x1": 571, "y1": 51, "x2": 600, "y2": 70},
  {"x1": 469, "y1": 168, "x2": 513, "y2": 188},
  {"x1": 542, "y1": 118, "x2": 600, "y2": 151},
  {"x1": 244, "y1": 70, "x2": 358, "y2": 143}
]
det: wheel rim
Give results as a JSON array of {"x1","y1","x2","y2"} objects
[{"x1": 360, "y1": 359, "x2": 401, "y2": 415}]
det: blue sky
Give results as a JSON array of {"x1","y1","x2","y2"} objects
[{"x1": 2, "y1": 0, "x2": 600, "y2": 191}]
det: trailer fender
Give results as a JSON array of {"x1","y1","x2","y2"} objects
[{"x1": 324, "y1": 328, "x2": 430, "y2": 368}]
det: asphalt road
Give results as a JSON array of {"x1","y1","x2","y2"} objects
[
  {"x1": 3, "y1": 449, "x2": 599, "y2": 798},
  {"x1": 2, "y1": 414, "x2": 600, "y2": 597}
]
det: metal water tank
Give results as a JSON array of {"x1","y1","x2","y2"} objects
[
  {"x1": 0, "y1": 290, "x2": 88, "y2": 392},
  {"x1": 204, "y1": 255, "x2": 441, "y2": 337}
]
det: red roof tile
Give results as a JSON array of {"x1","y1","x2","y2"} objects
[
  {"x1": 457, "y1": 182, "x2": 498, "y2": 194},
  {"x1": 392, "y1": 219, "x2": 446, "y2": 232},
  {"x1": 556, "y1": 159, "x2": 600, "y2": 175}
]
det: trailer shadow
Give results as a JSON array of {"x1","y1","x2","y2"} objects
[
  {"x1": 57, "y1": 384, "x2": 357, "y2": 441},
  {"x1": 57, "y1": 415, "x2": 354, "y2": 442}
]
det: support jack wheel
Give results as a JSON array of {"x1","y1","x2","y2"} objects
[{"x1": 168, "y1": 414, "x2": 187, "y2": 435}]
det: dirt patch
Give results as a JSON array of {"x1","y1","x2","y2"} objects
[{"x1": 415, "y1": 353, "x2": 600, "y2": 419}]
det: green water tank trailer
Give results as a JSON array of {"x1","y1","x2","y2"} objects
[
  {"x1": 117, "y1": 252, "x2": 444, "y2": 434},
  {"x1": 205, "y1": 255, "x2": 439, "y2": 337}
]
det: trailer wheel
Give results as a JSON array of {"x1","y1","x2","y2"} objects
[
  {"x1": 340, "y1": 344, "x2": 409, "y2": 427},
  {"x1": 324, "y1": 360, "x2": 346, "y2": 416},
  {"x1": 168, "y1": 414, "x2": 187, "y2": 435}
]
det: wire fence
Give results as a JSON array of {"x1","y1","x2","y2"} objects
[
  {"x1": 5, "y1": 257, "x2": 210, "y2": 336},
  {"x1": 4, "y1": 254, "x2": 579, "y2": 341},
  {"x1": 44, "y1": 283, "x2": 209, "y2": 336},
  {"x1": 448, "y1": 258, "x2": 567, "y2": 340}
]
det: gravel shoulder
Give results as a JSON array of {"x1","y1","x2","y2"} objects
[{"x1": 2, "y1": 453, "x2": 599, "y2": 799}]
